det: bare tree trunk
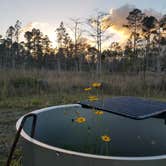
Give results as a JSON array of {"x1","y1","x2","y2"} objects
[
  {"x1": 143, "y1": 49, "x2": 146, "y2": 81},
  {"x1": 146, "y1": 35, "x2": 151, "y2": 71},
  {"x1": 157, "y1": 29, "x2": 161, "y2": 72},
  {"x1": 99, "y1": 24, "x2": 102, "y2": 76}
]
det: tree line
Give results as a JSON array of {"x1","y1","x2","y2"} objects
[{"x1": 0, "y1": 8, "x2": 166, "y2": 73}]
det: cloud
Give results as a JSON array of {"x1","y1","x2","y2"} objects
[
  {"x1": 102, "y1": 4, "x2": 163, "y2": 47},
  {"x1": 104, "y1": 4, "x2": 162, "y2": 30},
  {"x1": 101, "y1": 4, "x2": 134, "y2": 47},
  {"x1": 105, "y1": 4, "x2": 134, "y2": 31}
]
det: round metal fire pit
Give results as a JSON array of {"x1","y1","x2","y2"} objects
[{"x1": 17, "y1": 104, "x2": 166, "y2": 166}]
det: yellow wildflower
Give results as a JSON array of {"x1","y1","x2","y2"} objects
[
  {"x1": 101, "y1": 135, "x2": 111, "y2": 142},
  {"x1": 92, "y1": 82, "x2": 102, "y2": 88},
  {"x1": 89, "y1": 98, "x2": 99, "y2": 101},
  {"x1": 95, "y1": 110, "x2": 104, "y2": 115},
  {"x1": 84, "y1": 87, "x2": 92, "y2": 91},
  {"x1": 75, "y1": 117, "x2": 86, "y2": 123},
  {"x1": 88, "y1": 96, "x2": 99, "y2": 101},
  {"x1": 88, "y1": 96, "x2": 98, "y2": 99}
]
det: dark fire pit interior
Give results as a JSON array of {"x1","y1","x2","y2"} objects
[{"x1": 23, "y1": 97, "x2": 166, "y2": 157}]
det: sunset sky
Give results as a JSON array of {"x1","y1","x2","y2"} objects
[{"x1": 1, "y1": 0, "x2": 166, "y2": 47}]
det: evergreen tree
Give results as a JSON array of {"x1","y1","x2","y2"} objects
[{"x1": 124, "y1": 9, "x2": 144, "y2": 55}]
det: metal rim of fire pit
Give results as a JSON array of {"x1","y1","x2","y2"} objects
[{"x1": 16, "y1": 104, "x2": 166, "y2": 161}]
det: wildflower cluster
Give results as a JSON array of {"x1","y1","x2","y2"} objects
[
  {"x1": 84, "y1": 82, "x2": 102, "y2": 102},
  {"x1": 83, "y1": 82, "x2": 112, "y2": 144},
  {"x1": 92, "y1": 82, "x2": 102, "y2": 88}
]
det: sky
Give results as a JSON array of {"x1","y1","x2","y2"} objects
[{"x1": 0, "y1": 0, "x2": 166, "y2": 47}]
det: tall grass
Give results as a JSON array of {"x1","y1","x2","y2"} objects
[{"x1": 0, "y1": 69, "x2": 165, "y2": 99}]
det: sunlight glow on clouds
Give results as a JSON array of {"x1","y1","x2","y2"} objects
[
  {"x1": 19, "y1": 4, "x2": 162, "y2": 49},
  {"x1": 20, "y1": 21, "x2": 128, "y2": 49}
]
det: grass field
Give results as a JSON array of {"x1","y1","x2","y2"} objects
[{"x1": 0, "y1": 69, "x2": 166, "y2": 165}]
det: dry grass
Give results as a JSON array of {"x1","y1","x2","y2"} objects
[{"x1": 0, "y1": 69, "x2": 165, "y2": 99}]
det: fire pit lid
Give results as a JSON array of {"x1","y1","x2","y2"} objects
[{"x1": 79, "y1": 96, "x2": 166, "y2": 120}]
